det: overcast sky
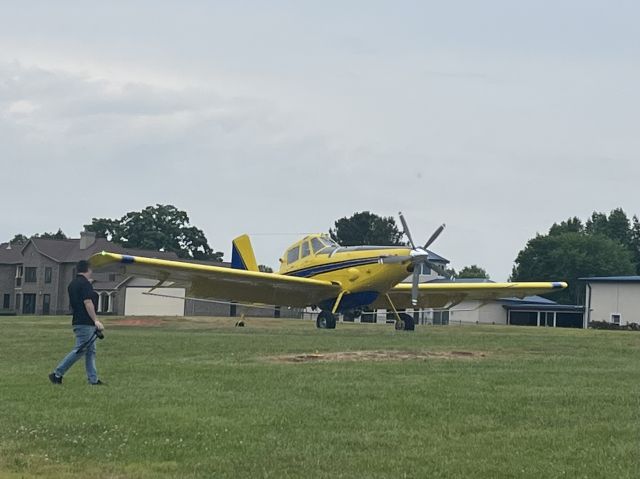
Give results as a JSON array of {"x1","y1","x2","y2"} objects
[{"x1": 1, "y1": 1, "x2": 639, "y2": 279}]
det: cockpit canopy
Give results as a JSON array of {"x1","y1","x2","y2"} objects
[{"x1": 284, "y1": 235, "x2": 339, "y2": 265}]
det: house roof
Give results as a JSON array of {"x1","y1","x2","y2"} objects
[
  {"x1": 0, "y1": 236, "x2": 201, "y2": 265},
  {"x1": 0, "y1": 243, "x2": 25, "y2": 264},
  {"x1": 24, "y1": 237, "x2": 181, "y2": 263},
  {"x1": 426, "y1": 250, "x2": 448, "y2": 263},
  {"x1": 579, "y1": 276, "x2": 640, "y2": 283},
  {"x1": 499, "y1": 295, "x2": 556, "y2": 305}
]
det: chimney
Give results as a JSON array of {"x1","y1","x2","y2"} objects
[{"x1": 80, "y1": 229, "x2": 97, "y2": 250}]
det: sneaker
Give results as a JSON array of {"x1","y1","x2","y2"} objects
[
  {"x1": 48, "y1": 372, "x2": 63, "y2": 385},
  {"x1": 90, "y1": 380, "x2": 105, "y2": 386}
]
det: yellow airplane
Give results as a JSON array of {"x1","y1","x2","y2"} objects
[{"x1": 89, "y1": 213, "x2": 567, "y2": 331}]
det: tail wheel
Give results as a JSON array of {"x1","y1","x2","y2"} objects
[
  {"x1": 316, "y1": 311, "x2": 337, "y2": 329},
  {"x1": 399, "y1": 312, "x2": 415, "y2": 331}
]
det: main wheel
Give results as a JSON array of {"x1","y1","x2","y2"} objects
[
  {"x1": 316, "y1": 311, "x2": 337, "y2": 329},
  {"x1": 399, "y1": 312, "x2": 415, "y2": 331}
]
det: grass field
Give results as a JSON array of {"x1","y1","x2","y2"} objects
[{"x1": 1, "y1": 316, "x2": 639, "y2": 478}]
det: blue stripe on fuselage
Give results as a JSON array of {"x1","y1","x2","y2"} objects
[{"x1": 285, "y1": 257, "x2": 380, "y2": 278}]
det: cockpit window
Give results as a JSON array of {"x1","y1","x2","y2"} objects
[
  {"x1": 311, "y1": 237, "x2": 327, "y2": 254},
  {"x1": 324, "y1": 237, "x2": 339, "y2": 247},
  {"x1": 301, "y1": 241, "x2": 311, "y2": 258},
  {"x1": 287, "y1": 246, "x2": 300, "y2": 264}
]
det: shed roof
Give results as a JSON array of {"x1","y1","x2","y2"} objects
[{"x1": 579, "y1": 276, "x2": 640, "y2": 283}]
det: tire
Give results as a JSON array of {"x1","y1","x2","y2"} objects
[
  {"x1": 316, "y1": 311, "x2": 337, "y2": 329},
  {"x1": 399, "y1": 312, "x2": 415, "y2": 331}
]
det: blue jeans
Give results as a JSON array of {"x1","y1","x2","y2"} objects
[{"x1": 54, "y1": 325, "x2": 99, "y2": 384}]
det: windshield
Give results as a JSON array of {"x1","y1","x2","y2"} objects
[{"x1": 311, "y1": 236, "x2": 339, "y2": 254}]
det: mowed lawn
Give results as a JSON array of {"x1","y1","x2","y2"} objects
[{"x1": 0, "y1": 316, "x2": 639, "y2": 479}]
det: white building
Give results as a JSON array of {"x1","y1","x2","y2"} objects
[{"x1": 582, "y1": 276, "x2": 640, "y2": 326}]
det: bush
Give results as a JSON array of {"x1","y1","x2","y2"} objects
[{"x1": 589, "y1": 320, "x2": 640, "y2": 331}]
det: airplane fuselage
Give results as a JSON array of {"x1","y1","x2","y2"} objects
[{"x1": 278, "y1": 235, "x2": 413, "y2": 312}]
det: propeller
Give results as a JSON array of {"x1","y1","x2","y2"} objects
[{"x1": 397, "y1": 212, "x2": 447, "y2": 306}]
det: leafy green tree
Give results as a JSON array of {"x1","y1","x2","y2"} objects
[
  {"x1": 37, "y1": 229, "x2": 67, "y2": 240},
  {"x1": 87, "y1": 204, "x2": 223, "y2": 261},
  {"x1": 511, "y1": 233, "x2": 635, "y2": 304},
  {"x1": 585, "y1": 211, "x2": 609, "y2": 237},
  {"x1": 10, "y1": 234, "x2": 28, "y2": 245},
  {"x1": 631, "y1": 215, "x2": 640, "y2": 271},
  {"x1": 549, "y1": 217, "x2": 583, "y2": 236},
  {"x1": 86, "y1": 218, "x2": 120, "y2": 240},
  {"x1": 259, "y1": 265, "x2": 274, "y2": 273},
  {"x1": 330, "y1": 211, "x2": 404, "y2": 246},
  {"x1": 457, "y1": 265, "x2": 490, "y2": 279},
  {"x1": 605, "y1": 208, "x2": 632, "y2": 248},
  {"x1": 10, "y1": 230, "x2": 67, "y2": 243}
]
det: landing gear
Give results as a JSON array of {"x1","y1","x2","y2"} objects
[
  {"x1": 394, "y1": 312, "x2": 415, "y2": 331},
  {"x1": 316, "y1": 311, "x2": 337, "y2": 329}
]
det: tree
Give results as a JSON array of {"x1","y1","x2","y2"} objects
[
  {"x1": 86, "y1": 218, "x2": 120, "y2": 240},
  {"x1": 37, "y1": 229, "x2": 67, "y2": 240},
  {"x1": 87, "y1": 204, "x2": 223, "y2": 261},
  {"x1": 511, "y1": 233, "x2": 635, "y2": 304},
  {"x1": 551, "y1": 208, "x2": 640, "y2": 274},
  {"x1": 549, "y1": 217, "x2": 583, "y2": 236},
  {"x1": 10, "y1": 234, "x2": 28, "y2": 245},
  {"x1": 330, "y1": 211, "x2": 404, "y2": 246},
  {"x1": 457, "y1": 265, "x2": 490, "y2": 279},
  {"x1": 631, "y1": 215, "x2": 640, "y2": 271},
  {"x1": 10, "y1": 230, "x2": 66, "y2": 244},
  {"x1": 259, "y1": 265, "x2": 274, "y2": 273}
]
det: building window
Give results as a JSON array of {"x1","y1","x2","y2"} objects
[
  {"x1": 611, "y1": 313, "x2": 621, "y2": 325},
  {"x1": 45, "y1": 267, "x2": 52, "y2": 284},
  {"x1": 15, "y1": 294, "x2": 21, "y2": 311},
  {"x1": 25, "y1": 267, "x2": 37, "y2": 283},
  {"x1": 2, "y1": 294, "x2": 10, "y2": 309},
  {"x1": 15, "y1": 266, "x2": 23, "y2": 287},
  {"x1": 43, "y1": 294, "x2": 51, "y2": 315}
]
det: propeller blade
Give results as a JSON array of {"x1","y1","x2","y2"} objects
[
  {"x1": 379, "y1": 255, "x2": 412, "y2": 264},
  {"x1": 411, "y1": 267, "x2": 420, "y2": 306},
  {"x1": 398, "y1": 211, "x2": 416, "y2": 250},
  {"x1": 426, "y1": 260, "x2": 451, "y2": 279},
  {"x1": 424, "y1": 223, "x2": 446, "y2": 249}
]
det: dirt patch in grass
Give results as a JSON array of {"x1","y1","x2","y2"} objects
[
  {"x1": 111, "y1": 318, "x2": 165, "y2": 327},
  {"x1": 267, "y1": 350, "x2": 486, "y2": 363}
]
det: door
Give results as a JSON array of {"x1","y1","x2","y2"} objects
[
  {"x1": 23, "y1": 294, "x2": 36, "y2": 314},
  {"x1": 42, "y1": 294, "x2": 51, "y2": 315}
]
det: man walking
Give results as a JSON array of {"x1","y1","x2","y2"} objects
[{"x1": 49, "y1": 260, "x2": 105, "y2": 385}]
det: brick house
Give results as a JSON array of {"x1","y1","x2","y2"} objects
[
  {"x1": 0, "y1": 231, "x2": 179, "y2": 315},
  {"x1": 0, "y1": 231, "x2": 300, "y2": 318}
]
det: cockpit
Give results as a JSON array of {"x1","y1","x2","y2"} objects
[{"x1": 284, "y1": 236, "x2": 339, "y2": 265}]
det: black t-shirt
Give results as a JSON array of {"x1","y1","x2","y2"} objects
[{"x1": 68, "y1": 275, "x2": 95, "y2": 325}]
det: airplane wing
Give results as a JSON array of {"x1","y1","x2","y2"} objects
[
  {"x1": 89, "y1": 252, "x2": 341, "y2": 308},
  {"x1": 373, "y1": 281, "x2": 568, "y2": 309}
]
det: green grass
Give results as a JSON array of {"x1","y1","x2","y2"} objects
[{"x1": 1, "y1": 316, "x2": 639, "y2": 478}]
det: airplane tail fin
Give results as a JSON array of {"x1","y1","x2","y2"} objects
[{"x1": 231, "y1": 234, "x2": 259, "y2": 272}]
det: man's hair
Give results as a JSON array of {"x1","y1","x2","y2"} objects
[{"x1": 77, "y1": 260, "x2": 91, "y2": 274}]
